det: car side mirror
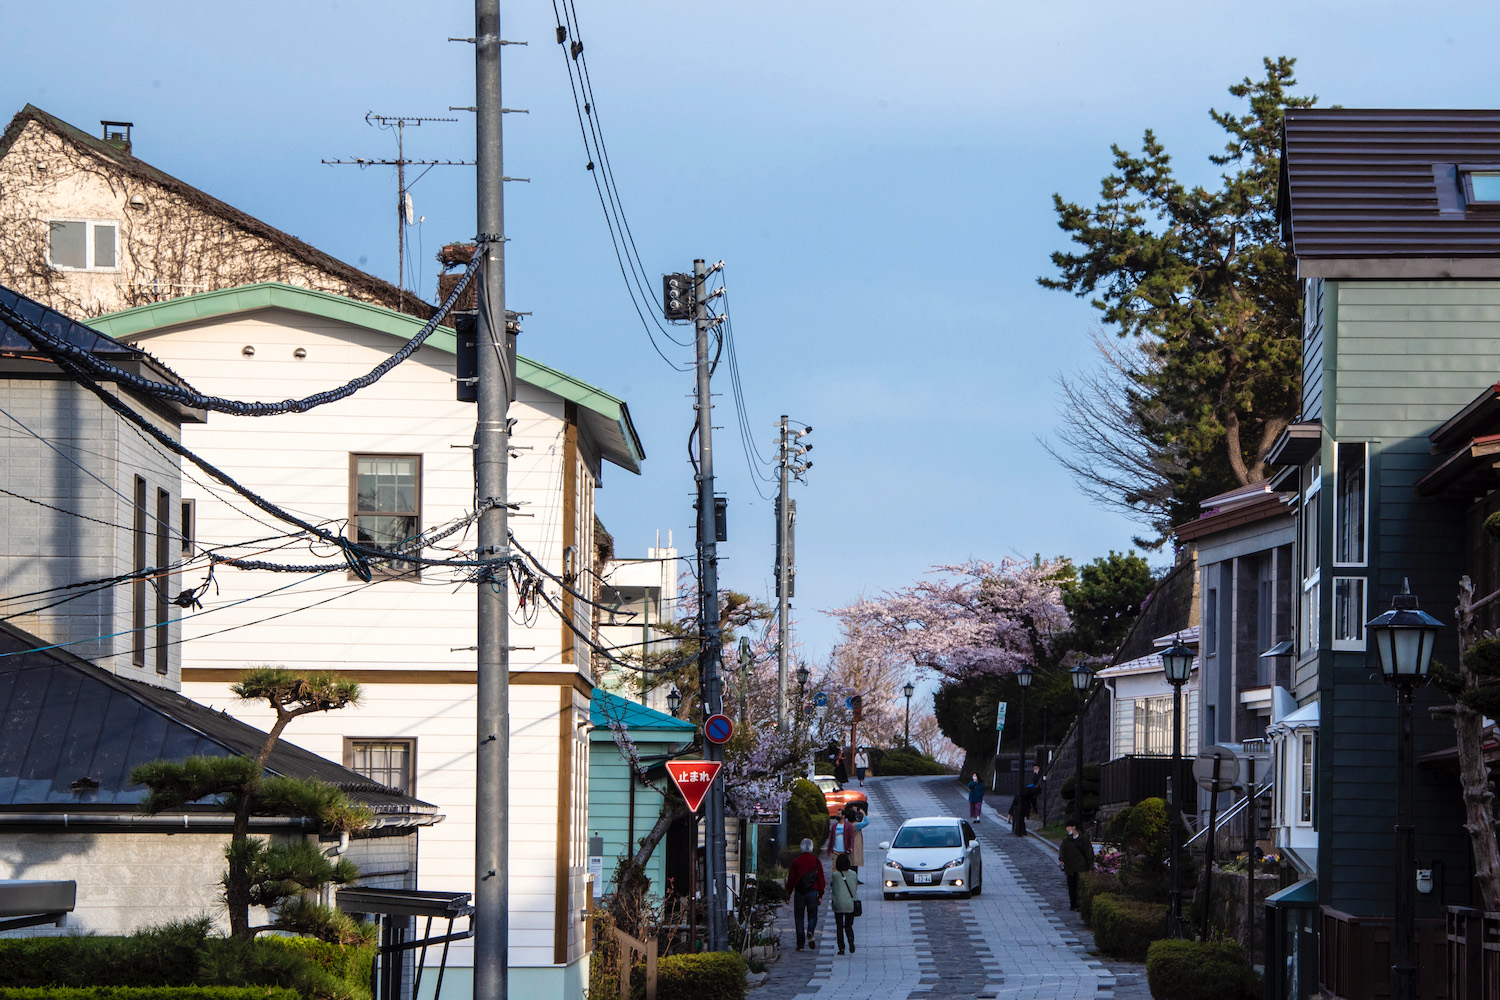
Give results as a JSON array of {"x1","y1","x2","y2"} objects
[
  {"x1": 878, "y1": 841, "x2": 891, "y2": 851},
  {"x1": 969, "y1": 840, "x2": 979, "y2": 848}
]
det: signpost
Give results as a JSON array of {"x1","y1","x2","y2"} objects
[
  {"x1": 704, "y1": 714, "x2": 735, "y2": 746},
  {"x1": 992, "y1": 702, "x2": 1008, "y2": 792},
  {"x1": 666, "y1": 761, "x2": 724, "y2": 814},
  {"x1": 1193, "y1": 744, "x2": 1240, "y2": 940}
]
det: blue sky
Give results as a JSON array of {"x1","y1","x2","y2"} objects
[{"x1": 6, "y1": 2, "x2": 1499, "y2": 665}]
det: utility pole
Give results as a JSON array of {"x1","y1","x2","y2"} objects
[
  {"x1": 322, "y1": 113, "x2": 469, "y2": 308},
  {"x1": 691, "y1": 259, "x2": 729, "y2": 952},
  {"x1": 473, "y1": 3, "x2": 509, "y2": 998},
  {"x1": 776, "y1": 416, "x2": 792, "y2": 730}
]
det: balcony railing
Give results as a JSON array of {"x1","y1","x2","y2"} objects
[
  {"x1": 1319, "y1": 906, "x2": 1447, "y2": 1000},
  {"x1": 1099, "y1": 754, "x2": 1192, "y2": 808}
]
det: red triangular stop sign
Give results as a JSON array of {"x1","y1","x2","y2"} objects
[{"x1": 666, "y1": 760, "x2": 723, "y2": 813}]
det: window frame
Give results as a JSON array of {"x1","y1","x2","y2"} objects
[
  {"x1": 132, "y1": 475, "x2": 147, "y2": 669},
  {"x1": 1333, "y1": 442, "x2": 1368, "y2": 567},
  {"x1": 1459, "y1": 164, "x2": 1500, "y2": 207},
  {"x1": 155, "y1": 487, "x2": 171, "y2": 676},
  {"x1": 47, "y1": 218, "x2": 119, "y2": 271},
  {"x1": 179, "y1": 498, "x2": 196, "y2": 558},
  {"x1": 1298, "y1": 732, "x2": 1316, "y2": 827},
  {"x1": 348, "y1": 452, "x2": 423, "y2": 575},
  {"x1": 1331, "y1": 576, "x2": 1367, "y2": 651},
  {"x1": 344, "y1": 737, "x2": 417, "y2": 796},
  {"x1": 1299, "y1": 459, "x2": 1322, "y2": 657}
]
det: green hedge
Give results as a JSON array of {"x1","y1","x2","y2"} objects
[
  {"x1": 0, "y1": 921, "x2": 372, "y2": 1000},
  {"x1": 1077, "y1": 871, "x2": 1119, "y2": 925},
  {"x1": 1089, "y1": 893, "x2": 1166, "y2": 962},
  {"x1": 877, "y1": 748, "x2": 948, "y2": 776},
  {"x1": 592, "y1": 951, "x2": 747, "y2": 1000},
  {"x1": 786, "y1": 779, "x2": 828, "y2": 850},
  {"x1": 0, "y1": 990, "x2": 299, "y2": 1000},
  {"x1": 1145, "y1": 939, "x2": 1258, "y2": 1000}
]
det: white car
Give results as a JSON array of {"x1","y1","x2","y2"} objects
[{"x1": 879, "y1": 816, "x2": 983, "y2": 900}]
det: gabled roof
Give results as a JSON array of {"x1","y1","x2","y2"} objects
[
  {"x1": 0, "y1": 621, "x2": 437, "y2": 819},
  {"x1": 1279, "y1": 109, "x2": 1500, "y2": 277},
  {"x1": 88, "y1": 282, "x2": 645, "y2": 474},
  {"x1": 0, "y1": 105, "x2": 427, "y2": 318},
  {"x1": 589, "y1": 689, "x2": 695, "y2": 736},
  {"x1": 0, "y1": 283, "x2": 205, "y2": 423}
]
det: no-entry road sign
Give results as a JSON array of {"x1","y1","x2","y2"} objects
[
  {"x1": 704, "y1": 713, "x2": 735, "y2": 745},
  {"x1": 666, "y1": 760, "x2": 723, "y2": 813}
]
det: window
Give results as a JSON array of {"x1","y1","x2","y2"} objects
[
  {"x1": 132, "y1": 475, "x2": 147, "y2": 668},
  {"x1": 155, "y1": 488, "x2": 171, "y2": 676},
  {"x1": 1332, "y1": 577, "x2": 1366, "y2": 650},
  {"x1": 1132, "y1": 695, "x2": 1184, "y2": 756},
  {"x1": 1299, "y1": 732, "x2": 1315, "y2": 825},
  {"x1": 350, "y1": 454, "x2": 421, "y2": 572},
  {"x1": 1461, "y1": 167, "x2": 1500, "y2": 205},
  {"x1": 1335, "y1": 443, "x2": 1367, "y2": 566},
  {"x1": 179, "y1": 499, "x2": 195, "y2": 558},
  {"x1": 1205, "y1": 587, "x2": 1219, "y2": 657},
  {"x1": 48, "y1": 220, "x2": 117, "y2": 270},
  {"x1": 1300, "y1": 460, "x2": 1322, "y2": 656},
  {"x1": 346, "y1": 738, "x2": 415, "y2": 795}
]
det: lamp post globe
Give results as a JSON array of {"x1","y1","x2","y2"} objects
[
  {"x1": 902, "y1": 681, "x2": 915, "y2": 748},
  {"x1": 666, "y1": 687, "x2": 682, "y2": 718},
  {"x1": 1158, "y1": 635, "x2": 1196, "y2": 937},
  {"x1": 1366, "y1": 581, "x2": 1444, "y2": 1000}
]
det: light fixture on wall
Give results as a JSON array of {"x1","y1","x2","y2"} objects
[
  {"x1": 128, "y1": 193, "x2": 147, "y2": 211},
  {"x1": 293, "y1": 347, "x2": 307, "y2": 359},
  {"x1": 241, "y1": 346, "x2": 255, "y2": 358}
]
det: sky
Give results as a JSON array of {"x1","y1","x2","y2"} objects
[{"x1": 6, "y1": 1, "x2": 1500, "y2": 671}]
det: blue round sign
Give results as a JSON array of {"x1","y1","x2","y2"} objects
[
  {"x1": 704, "y1": 713, "x2": 735, "y2": 745},
  {"x1": 814, "y1": 692, "x2": 828, "y2": 707}
]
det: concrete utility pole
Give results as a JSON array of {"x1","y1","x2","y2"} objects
[
  {"x1": 693, "y1": 259, "x2": 729, "y2": 952},
  {"x1": 473, "y1": 1, "x2": 510, "y2": 997},
  {"x1": 776, "y1": 416, "x2": 791, "y2": 730}
]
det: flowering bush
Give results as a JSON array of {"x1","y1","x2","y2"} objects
[{"x1": 1094, "y1": 847, "x2": 1123, "y2": 875}]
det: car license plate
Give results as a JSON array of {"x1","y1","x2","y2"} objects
[{"x1": 914, "y1": 873, "x2": 933, "y2": 884}]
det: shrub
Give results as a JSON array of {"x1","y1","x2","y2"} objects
[
  {"x1": 786, "y1": 779, "x2": 828, "y2": 850},
  {"x1": 877, "y1": 748, "x2": 949, "y2": 776},
  {"x1": 1077, "y1": 871, "x2": 1119, "y2": 925},
  {"x1": 1089, "y1": 893, "x2": 1166, "y2": 961},
  {"x1": 1060, "y1": 765, "x2": 1101, "y2": 823},
  {"x1": 593, "y1": 951, "x2": 747, "y2": 1000},
  {"x1": 0, "y1": 990, "x2": 300, "y2": 1000},
  {"x1": 1145, "y1": 939, "x2": 1258, "y2": 1000}
]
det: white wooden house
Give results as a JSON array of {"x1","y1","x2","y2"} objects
[{"x1": 91, "y1": 282, "x2": 646, "y2": 1000}]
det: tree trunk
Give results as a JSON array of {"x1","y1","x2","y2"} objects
[
  {"x1": 632, "y1": 797, "x2": 688, "y2": 870},
  {"x1": 1455, "y1": 579, "x2": 1500, "y2": 911}
]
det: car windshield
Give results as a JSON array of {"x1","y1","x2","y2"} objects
[{"x1": 892, "y1": 824, "x2": 962, "y2": 849}]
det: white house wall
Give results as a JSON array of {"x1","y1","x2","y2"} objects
[{"x1": 127, "y1": 307, "x2": 602, "y2": 986}]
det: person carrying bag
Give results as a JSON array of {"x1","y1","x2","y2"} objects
[{"x1": 830, "y1": 853, "x2": 860, "y2": 954}]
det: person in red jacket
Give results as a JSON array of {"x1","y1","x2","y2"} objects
[{"x1": 784, "y1": 837, "x2": 825, "y2": 950}]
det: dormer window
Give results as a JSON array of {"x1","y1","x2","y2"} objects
[{"x1": 1459, "y1": 166, "x2": 1500, "y2": 206}]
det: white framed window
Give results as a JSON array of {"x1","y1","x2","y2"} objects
[
  {"x1": 1334, "y1": 442, "x2": 1367, "y2": 566},
  {"x1": 1298, "y1": 732, "x2": 1315, "y2": 826},
  {"x1": 1299, "y1": 459, "x2": 1322, "y2": 656},
  {"x1": 1132, "y1": 695, "x2": 1185, "y2": 756},
  {"x1": 48, "y1": 219, "x2": 118, "y2": 270},
  {"x1": 1332, "y1": 577, "x2": 1366, "y2": 650},
  {"x1": 345, "y1": 738, "x2": 416, "y2": 795}
]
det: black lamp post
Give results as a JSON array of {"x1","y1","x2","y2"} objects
[
  {"x1": 902, "y1": 681, "x2": 916, "y2": 747},
  {"x1": 1366, "y1": 581, "x2": 1443, "y2": 1000},
  {"x1": 1070, "y1": 661, "x2": 1094, "y2": 832},
  {"x1": 796, "y1": 663, "x2": 810, "y2": 717},
  {"x1": 1014, "y1": 666, "x2": 1033, "y2": 836},
  {"x1": 666, "y1": 686, "x2": 682, "y2": 718},
  {"x1": 1159, "y1": 635, "x2": 1196, "y2": 938}
]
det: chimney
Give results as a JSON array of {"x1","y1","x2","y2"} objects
[{"x1": 100, "y1": 120, "x2": 133, "y2": 155}]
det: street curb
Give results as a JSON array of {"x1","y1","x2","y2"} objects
[{"x1": 978, "y1": 799, "x2": 1061, "y2": 855}]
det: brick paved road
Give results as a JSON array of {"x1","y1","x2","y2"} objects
[{"x1": 755, "y1": 775, "x2": 1138, "y2": 999}]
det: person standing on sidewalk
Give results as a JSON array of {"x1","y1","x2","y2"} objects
[
  {"x1": 854, "y1": 747, "x2": 869, "y2": 785},
  {"x1": 966, "y1": 773, "x2": 986, "y2": 823},
  {"x1": 827, "y1": 804, "x2": 870, "y2": 877},
  {"x1": 830, "y1": 853, "x2": 859, "y2": 955},
  {"x1": 786, "y1": 838, "x2": 825, "y2": 950},
  {"x1": 1058, "y1": 822, "x2": 1095, "y2": 910}
]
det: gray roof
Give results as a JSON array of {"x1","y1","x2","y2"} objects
[
  {"x1": 0, "y1": 621, "x2": 435, "y2": 818},
  {"x1": 1279, "y1": 109, "x2": 1500, "y2": 276}
]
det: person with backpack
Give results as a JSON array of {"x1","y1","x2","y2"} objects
[
  {"x1": 826, "y1": 804, "x2": 870, "y2": 876},
  {"x1": 830, "y1": 852, "x2": 860, "y2": 955},
  {"x1": 785, "y1": 837, "x2": 825, "y2": 950}
]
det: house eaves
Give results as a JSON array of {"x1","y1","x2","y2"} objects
[
  {"x1": 0, "y1": 106, "x2": 428, "y2": 319},
  {"x1": 88, "y1": 282, "x2": 646, "y2": 474}
]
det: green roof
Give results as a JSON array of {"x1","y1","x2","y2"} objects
[
  {"x1": 90, "y1": 282, "x2": 644, "y2": 473},
  {"x1": 589, "y1": 689, "x2": 696, "y2": 735}
]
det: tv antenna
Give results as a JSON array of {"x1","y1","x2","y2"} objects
[{"x1": 323, "y1": 112, "x2": 472, "y2": 310}]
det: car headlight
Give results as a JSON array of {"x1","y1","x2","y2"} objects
[
  {"x1": 886, "y1": 860, "x2": 904, "y2": 871},
  {"x1": 941, "y1": 857, "x2": 966, "y2": 869}
]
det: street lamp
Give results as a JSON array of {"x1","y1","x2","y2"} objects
[
  {"x1": 666, "y1": 687, "x2": 682, "y2": 718},
  {"x1": 796, "y1": 663, "x2": 810, "y2": 715},
  {"x1": 1159, "y1": 635, "x2": 1196, "y2": 938},
  {"x1": 1366, "y1": 581, "x2": 1443, "y2": 1000},
  {"x1": 1070, "y1": 660, "x2": 1094, "y2": 833},
  {"x1": 902, "y1": 681, "x2": 915, "y2": 747},
  {"x1": 1014, "y1": 666, "x2": 1034, "y2": 836}
]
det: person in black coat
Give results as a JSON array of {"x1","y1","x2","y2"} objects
[{"x1": 1058, "y1": 822, "x2": 1095, "y2": 910}]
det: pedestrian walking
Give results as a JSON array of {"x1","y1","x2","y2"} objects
[
  {"x1": 827, "y1": 804, "x2": 870, "y2": 875},
  {"x1": 830, "y1": 853, "x2": 860, "y2": 955},
  {"x1": 1058, "y1": 822, "x2": 1095, "y2": 911},
  {"x1": 854, "y1": 747, "x2": 869, "y2": 785},
  {"x1": 785, "y1": 837, "x2": 825, "y2": 950},
  {"x1": 966, "y1": 773, "x2": 985, "y2": 823},
  {"x1": 833, "y1": 748, "x2": 849, "y2": 786},
  {"x1": 1025, "y1": 763, "x2": 1043, "y2": 818}
]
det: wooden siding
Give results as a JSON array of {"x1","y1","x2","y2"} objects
[{"x1": 1303, "y1": 278, "x2": 1327, "y2": 421}]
